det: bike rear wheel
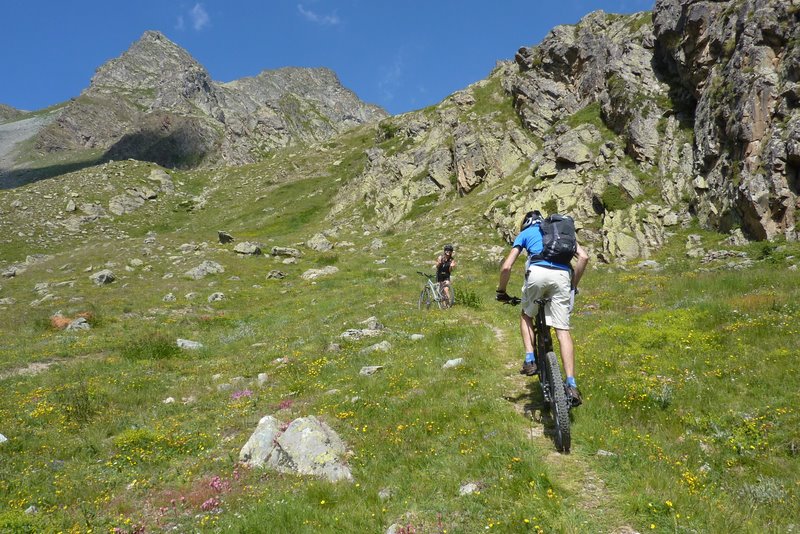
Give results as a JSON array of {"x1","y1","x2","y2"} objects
[
  {"x1": 545, "y1": 351, "x2": 571, "y2": 453},
  {"x1": 418, "y1": 287, "x2": 434, "y2": 310}
]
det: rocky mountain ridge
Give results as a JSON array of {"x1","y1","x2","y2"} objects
[
  {"x1": 0, "y1": 104, "x2": 25, "y2": 123},
  {"x1": 30, "y1": 31, "x2": 387, "y2": 168},
  {"x1": 327, "y1": 0, "x2": 799, "y2": 261}
]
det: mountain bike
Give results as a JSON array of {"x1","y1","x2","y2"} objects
[
  {"x1": 503, "y1": 296, "x2": 571, "y2": 453},
  {"x1": 416, "y1": 272, "x2": 454, "y2": 310}
]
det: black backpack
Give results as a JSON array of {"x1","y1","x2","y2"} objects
[{"x1": 531, "y1": 214, "x2": 577, "y2": 265}]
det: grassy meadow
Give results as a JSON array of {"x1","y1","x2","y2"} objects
[{"x1": 0, "y1": 127, "x2": 798, "y2": 533}]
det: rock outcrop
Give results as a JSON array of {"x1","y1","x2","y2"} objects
[
  {"x1": 329, "y1": 1, "x2": 799, "y2": 260},
  {"x1": 33, "y1": 31, "x2": 387, "y2": 168},
  {"x1": 653, "y1": 0, "x2": 800, "y2": 242}
]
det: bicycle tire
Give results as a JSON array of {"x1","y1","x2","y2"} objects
[
  {"x1": 418, "y1": 287, "x2": 433, "y2": 310},
  {"x1": 447, "y1": 286, "x2": 455, "y2": 307},
  {"x1": 435, "y1": 287, "x2": 446, "y2": 310},
  {"x1": 545, "y1": 351, "x2": 571, "y2": 453}
]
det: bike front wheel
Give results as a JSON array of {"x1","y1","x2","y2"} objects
[
  {"x1": 418, "y1": 287, "x2": 434, "y2": 310},
  {"x1": 545, "y1": 351, "x2": 571, "y2": 453}
]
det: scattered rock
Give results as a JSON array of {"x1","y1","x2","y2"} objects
[
  {"x1": 90, "y1": 269, "x2": 115, "y2": 285},
  {"x1": 66, "y1": 317, "x2": 90, "y2": 331},
  {"x1": 340, "y1": 328, "x2": 383, "y2": 341},
  {"x1": 266, "y1": 270, "x2": 286, "y2": 279},
  {"x1": 596, "y1": 449, "x2": 617, "y2": 457},
  {"x1": 177, "y1": 338, "x2": 203, "y2": 350},
  {"x1": 0, "y1": 433, "x2": 7, "y2": 444},
  {"x1": 234, "y1": 242, "x2": 262, "y2": 255},
  {"x1": 301, "y1": 265, "x2": 339, "y2": 280},
  {"x1": 24, "y1": 505, "x2": 37, "y2": 515},
  {"x1": 163, "y1": 397, "x2": 176, "y2": 404},
  {"x1": 109, "y1": 193, "x2": 145, "y2": 215},
  {"x1": 410, "y1": 334, "x2": 424, "y2": 341},
  {"x1": 363, "y1": 341, "x2": 391, "y2": 353},
  {"x1": 636, "y1": 260, "x2": 662, "y2": 271},
  {"x1": 271, "y1": 246, "x2": 302, "y2": 258},
  {"x1": 459, "y1": 482, "x2": 480, "y2": 496},
  {"x1": 360, "y1": 316, "x2": 384, "y2": 330},
  {"x1": 306, "y1": 233, "x2": 333, "y2": 252},
  {"x1": 184, "y1": 260, "x2": 224, "y2": 280},
  {"x1": 257, "y1": 373, "x2": 269, "y2": 387},
  {"x1": 443, "y1": 358, "x2": 465, "y2": 369},
  {"x1": 360, "y1": 365, "x2": 384, "y2": 376},
  {"x1": 207, "y1": 292, "x2": 225, "y2": 303},
  {"x1": 163, "y1": 293, "x2": 176, "y2": 302},
  {"x1": 218, "y1": 231, "x2": 234, "y2": 244}
]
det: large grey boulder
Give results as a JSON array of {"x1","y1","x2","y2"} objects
[
  {"x1": 240, "y1": 415, "x2": 353, "y2": 483},
  {"x1": 239, "y1": 415, "x2": 283, "y2": 468}
]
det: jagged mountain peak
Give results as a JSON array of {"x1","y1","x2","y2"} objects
[
  {"x1": 16, "y1": 30, "x2": 386, "y2": 172},
  {"x1": 89, "y1": 31, "x2": 209, "y2": 96}
]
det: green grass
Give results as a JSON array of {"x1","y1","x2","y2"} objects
[{"x1": 1, "y1": 80, "x2": 800, "y2": 534}]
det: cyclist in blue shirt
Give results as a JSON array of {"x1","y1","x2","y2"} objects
[{"x1": 495, "y1": 211, "x2": 589, "y2": 406}]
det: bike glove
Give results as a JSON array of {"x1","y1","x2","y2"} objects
[{"x1": 496, "y1": 290, "x2": 511, "y2": 302}]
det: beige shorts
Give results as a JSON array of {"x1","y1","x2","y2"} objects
[{"x1": 521, "y1": 265, "x2": 571, "y2": 330}]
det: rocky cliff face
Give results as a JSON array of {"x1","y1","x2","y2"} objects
[
  {"x1": 653, "y1": 0, "x2": 800, "y2": 241},
  {"x1": 330, "y1": 1, "x2": 799, "y2": 260},
  {"x1": 33, "y1": 31, "x2": 387, "y2": 168}
]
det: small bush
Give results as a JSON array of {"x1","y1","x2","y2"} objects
[
  {"x1": 457, "y1": 286, "x2": 483, "y2": 309},
  {"x1": 121, "y1": 332, "x2": 181, "y2": 361},
  {"x1": 601, "y1": 184, "x2": 633, "y2": 212},
  {"x1": 56, "y1": 383, "x2": 104, "y2": 425}
]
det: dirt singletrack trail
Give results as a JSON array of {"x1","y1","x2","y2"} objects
[{"x1": 491, "y1": 318, "x2": 637, "y2": 532}]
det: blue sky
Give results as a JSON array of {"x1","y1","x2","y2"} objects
[{"x1": 1, "y1": 0, "x2": 654, "y2": 116}]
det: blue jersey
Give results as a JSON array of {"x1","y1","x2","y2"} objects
[{"x1": 512, "y1": 223, "x2": 571, "y2": 272}]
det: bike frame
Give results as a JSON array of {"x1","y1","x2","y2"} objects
[
  {"x1": 533, "y1": 298, "x2": 555, "y2": 402},
  {"x1": 417, "y1": 272, "x2": 446, "y2": 310}
]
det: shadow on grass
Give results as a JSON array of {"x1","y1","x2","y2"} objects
[
  {"x1": 506, "y1": 379, "x2": 576, "y2": 452},
  {"x1": 0, "y1": 158, "x2": 101, "y2": 189}
]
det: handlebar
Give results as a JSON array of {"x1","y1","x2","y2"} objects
[{"x1": 416, "y1": 271, "x2": 435, "y2": 279}]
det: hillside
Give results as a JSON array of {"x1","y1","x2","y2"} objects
[{"x1": 1, "y1": 1, "x2": 799, "y2": 532}]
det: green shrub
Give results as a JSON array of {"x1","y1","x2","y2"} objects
[
  {"x1": 601, "y1": 184, "x2": 633, "y2": 212},
  {"x1": 0, "y1": 511, "x2": 39, "y2": 534},
  {"x1": 456, "y1": 286, "x2": 483, "y2": 309},
  {"x1": 121, "y1": 332, "x2": 182, "y2": 360},
  {"x1": 55, "y1": 383, "x2": 104, "y2": 425}
]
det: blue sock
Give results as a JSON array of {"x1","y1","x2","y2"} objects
[
  {"x1": 524, "y1": 352, "x2": 535, "y2": 363},
  {"x1": 566, "y1": 376, "x2": 577, "y2": 387}
]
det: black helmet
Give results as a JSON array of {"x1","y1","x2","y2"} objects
[
  {"x1": 443, "y1": 244, "x2": 454, "y2": 252},
  {"x1": 520, "y1": 210, "x2": 543, "y2": 231}
]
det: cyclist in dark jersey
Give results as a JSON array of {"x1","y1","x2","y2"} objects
[{"x1": 435, "y1": 244, "x2": 456, "y2": 308}]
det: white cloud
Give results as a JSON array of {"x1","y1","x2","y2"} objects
[
  {"x1": 190, "y1": 3, "x2": 210, "y2": 31},
  {"x1": 297, "y1": 4, "x2": 340, "y2": 26},
  {"x1": 175, "y1": 15, "x2": 185, "y2": 31},
  {"x1": 377, "y1": 50, "x2": 405, "y2": 103}
]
